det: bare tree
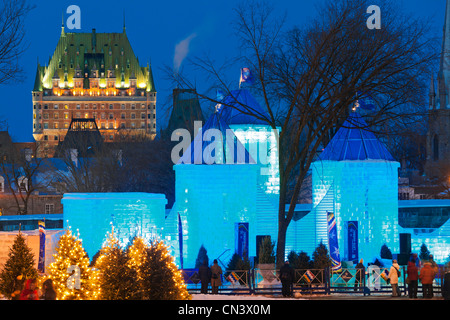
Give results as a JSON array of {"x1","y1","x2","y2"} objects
[
  {"x1": 0, "y1": 0, "x2": 33, "y2": 85},
  {"x1": 168, "y1": 0, "x2": 438, "y2": 267},
  {"x1": 0, "y1": 144, "x2": 50, "y2": 214}
]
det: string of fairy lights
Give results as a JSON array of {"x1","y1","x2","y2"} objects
[{"x1": 39, "y1": 225, "x2": 190, "y2": 300}]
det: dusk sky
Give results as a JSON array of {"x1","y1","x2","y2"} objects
[{"x1": 0, "y1": 0, "x2": 445, "y2": 142}]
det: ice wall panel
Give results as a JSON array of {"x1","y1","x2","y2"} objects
[
  {"x1": 62, "y1": 193, "x2": 167, "y2": 259},
  {"x1": 310, "y1": 160, "x2": 400, "y2": 263},
  {"x1": 174, "y1": 164, "x2": 258, "y2": 268}
]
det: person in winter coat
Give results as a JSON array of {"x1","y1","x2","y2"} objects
[
  {"x1": 210, "y1": 259, "x2": 222, "y2": 294},
  {"x1": 40, "y1": 278, "x2": 56, "y2": 300},
  {"x1": 279, "y1": 261, "x2": 295, "y2": 297},
  {"x1": 19, "y1": 279, "x2": 39, "y2": 300},
  {"x1": 198, "y1": 261, "x2": 211, "y2": 294},
  {"x1": 354, "y1": 259, "x2": 365, "y2": 291},
  {"x1": 442, "y1": 263, "x2": 450, "y2": 300},
  {"x1": 388, "y1": 259, "x2": 401, "y2": 297},
  {"x1": 419, "y1": 262, "x2": 436, "y2": 299},
  {"x1": 407, "y1": 257, "x2": 419, "y2": 298}
]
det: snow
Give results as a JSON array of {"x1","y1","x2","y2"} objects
[{"x1": 191, "y1": 293, "x2": 305, "y2": 300}]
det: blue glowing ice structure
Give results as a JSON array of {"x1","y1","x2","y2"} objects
[
  {"x1": 167, "y1": 91, "x2": 283, "y2": 268},
  {"x1": 220, "y1": 89, "x2": 281, "y2": 249},
  {"x1": 309, "y1": 113, "x2": 400, "y2": 264},
  {"x1": 398, "y1": 200, "x2": 450, "y2": 263},
  {"x1": 172, "y1": 164, "x2": 259, "y2": 268},
  {"x1": 62, "y1": 193, "x2": 167, "y2": 259}
]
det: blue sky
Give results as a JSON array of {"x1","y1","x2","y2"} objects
[{"x1": 0, "y1": 0, "x2": 445, "y2": 142}]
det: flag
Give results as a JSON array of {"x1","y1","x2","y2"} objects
[
  {"x1": 356, "y1": 91, "x2": 376, "y2": 110},
  {"x1": 178, "y1": 213, "x2": 184, "y2": 269},
  {"x1": 327, "y1": 211, "x2": 342, "y2": 273},
  {"x1": 227, "y1": 272, "x2": 239, "y2": 284},
  {"x1": 380, "y1": 269, "x2": 390, "y2": 282},
  {"x1": 239, "y1": 67, "x2": 254, "y2": 87},
  {"x1": 215, "y1": 89, "x2": 225, "y2": 112},
  {"x1": 304, "y1": 270, "x2": 315, "y2": 283},
  {"x1": 38, "y1": 220, "x2": 46, "y2": 273}
]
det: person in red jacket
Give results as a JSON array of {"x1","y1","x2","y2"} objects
[
  {"x1": 419, "y1": 262, "x2": 436, "y2": 299},
  {"x1": 407, "y1": 257, "x2": 419, "y2": 298},
  {"x1": 19, "y1": 279, "x2": 39, "y2": 300}
]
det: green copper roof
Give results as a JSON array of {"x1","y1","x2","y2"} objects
[{"x1": 33, "y1": 28, "x2": 155, "y2": 92}]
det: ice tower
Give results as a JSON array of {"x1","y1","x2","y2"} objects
[
  {"x1": 310, "y1": 112, "x2": 400, "y2": 264},
  {"x1": 166, "y1": 89, "x2": 281, "y2": 268}
]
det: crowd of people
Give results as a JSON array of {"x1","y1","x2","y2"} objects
[
  {"x1": 197, "y1": 253, "x2": 450, "y2": 299},
  {"x1": 10, "y1": 277, "x2": 56, "y2": 300}
]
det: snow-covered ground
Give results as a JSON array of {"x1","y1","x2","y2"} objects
[{"x1": 191, "y1": 293, "x2": 305, "y2": 300}]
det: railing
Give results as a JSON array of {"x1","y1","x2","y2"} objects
[{"x1": 181, "y1": 265, "x2": 448, "y2": 297}]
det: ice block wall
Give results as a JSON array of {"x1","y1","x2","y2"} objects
[
  {"x1": 62, "y1": 193, "x2": 167, "y2": 259},
  {"x1": 311, "y1": 160, "x2": 400, "y2": 264},
  {"x1": 173, "y1": 164, "x2": 258, "y2": 268},
  {"x1": 230, "y1": 124, "x2": 280, "y2": 198}
]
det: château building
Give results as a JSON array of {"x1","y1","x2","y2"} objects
[{"x1": 32, "y1": 23, "x2": 156, "y2": 157}]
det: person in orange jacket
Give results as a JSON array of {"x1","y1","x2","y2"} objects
[
  {"x1": 419, "y1": 262, "x2": 436, "y2": 299},
  {"x1": 407, "y1": 257, "x2": 419, "y2": 299}
]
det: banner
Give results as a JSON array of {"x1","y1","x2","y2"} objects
[
  {"x1": 38, "y1": 220, "x2": 45, "y2": 273},
  {"x1": 178, "y1": 213, "x2": 184, "y2": 269},
  {"x1": 235, "y1": 222, "x2": 249, "y2": 259},
  {"x1": 327, "y1": 211, "x2": 342, "y2": 272},
  {"x1": 347, "y1": 221, "x2": 358, "y2": 263}
]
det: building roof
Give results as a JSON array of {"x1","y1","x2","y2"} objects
[
  {"x1": 318, "y1": 112, "x2": 395, "y2": 161},
  {"x1": 177, "y1": 111, "x2": 255, "y2": 165},
  {"x1": 163, "y1": 88, "x2": 205, "y2": 138},
  {"x1": 33, "y1": 27, "x2": 155, "y2": 92},
  {"x1": 218, "y1": 89, "x2": 269, "y2": 125}
]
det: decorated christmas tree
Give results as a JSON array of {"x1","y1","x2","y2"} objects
[
  {"x1": 0, "y1": 233, "x2": 38, "y2": 299},
  {"x1": 46, "y1": 228, "x2": 99, "y2": 300},
  {"x1": 95, "y1": 228, "x2": 138, "y2": 300},
  {"x1": 138, "y1": 240, "x2": 190, "y2": 300}
]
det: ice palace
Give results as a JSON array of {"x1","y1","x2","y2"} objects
[{"x1": 62, "y1": 89, "x2": 450, "y2": 268}]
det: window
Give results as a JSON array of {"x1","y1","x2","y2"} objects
[
  {"x1": 141, "y1": 113, "x2": 145, "y2": 119},
  {"x1": 121, "y1": 113, "x2": 125, "y2": 119},
  {"x1": 54, "y1": 123, "x2": 59, "y2": 129},
  {"x1": 131, "y1": 113, "x2": 136, "y2": 119},
  {"x1": 109, "y1": 113, "x2": 114, "y2": 120},
  {"x1": 45, "y1": 204, "x2": 54, "y2": 214},
  {"x1": 54, "y1": 113, "x2": 59, "y2": 119}
]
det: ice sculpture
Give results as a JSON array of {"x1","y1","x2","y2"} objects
[
  {"x1": 62, "y1": 193, "x2": 167, "y2": 259},
  {"x1": 167, "y1": 89, "x2": 281, "y2": 268},
  {"x1": 310, "y1": 112, "x2": 400, "y2": 264}
]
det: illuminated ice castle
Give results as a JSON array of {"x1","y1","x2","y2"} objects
[{"x1": 62, "y1": 93, "x2": 450, "y2": 267}]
